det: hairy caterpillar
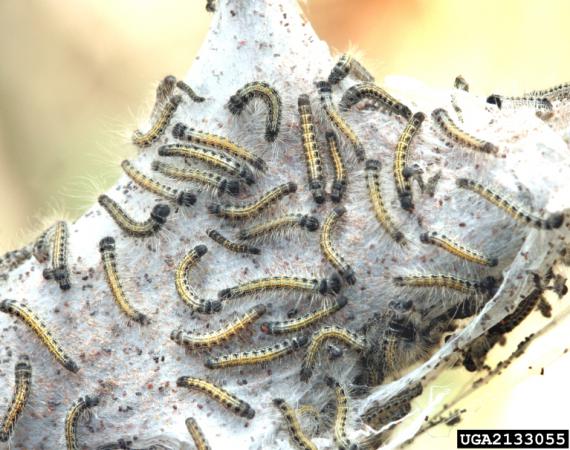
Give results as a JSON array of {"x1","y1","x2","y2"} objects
[
  {"x1": 204, "y1": 335, "x2": 307, "y2": 369},
  {"x1": 206, "y1": 228, "x2": 260, "y2": 255},
  {"x1": 151, "y1": 160, "x2": 240, "y2": 197},
  {"x1": 172, "y1": 122, "x2": 266, "y2": 172},
  {"x1": 394, "y1": 112, "x2": 425, "y2": 211},
  {"x1": 273, "y1": 398, "x2": 318, "y2": 450},
  {"x1": 176, "y1": 376, "x2": 255, "y2": 419},
  {"x1": 32, "y1": 224, "x2": 55, "y2": 263},
  {"x1": 300, "y1": 325, "x2": 367, "y2": 381},
  {"x1": 297, "y1": 94, "x2": 325, "y2": 204},
  {"x1": 132, "y1": 95, "x2": 181, "y2": 148},
  {"x1": 365, "y1": 159, "x2": 405, "y2": 243},
  {"x1": 185, "y1": 417, "x2": 211, "y2": 450},
  {"x1": 486, "y1": 94, "x2": 553, "y2": 113},
  {"x1": 456, "y1": 178, "x2": 564, "y2": 229},
  {"x1": 361, "y1": 383, "x2": 423, "y2": 428},
  {"x1": 218, "y1": 275, "x2": 340, "y2": 300},
  {"x1": 171, "y1": 305, "x2": 266, "y2": 349},
  {"x1": 158, "y1": 144, "x2": 255, "y2": 185},
  {"x1": 227, "y1": 81, "x2": 282, "y2": 142},
  {"x1": 65, "y1": 396, "x2": 99, "y2": 450},
  {"x1": 431, "y1": 108, "x2": 498, "y2": 154},
  {"x1": 420, "y1": 231, "x2": 498, "y2": 267},
  {"x1": 236, "y1": 213, "x2": 319, "y2": 241},
  {"x1": 98, "y1": 195, "x2": 170, "y2": 237},
  {"x1": 175, "y1": 245, "x2": 221, "y2": 314},
  {"x1": 325, "y1": 376, "x2": 356, "y2": 450},
  {"x1": 176, "y1": 80, "x2": 205, "y2": 103},
  {"x1": 0, "y1": 355, "x2": 32, "y2": 442},
  {"x1": 324, "y1": 132, "x2": 348, "y2": 202},
  {"x1": 339, "y1": 82, "x2": 412, "y2": 119},
  {"x1": 454, "y1": 75, "x2": 469, "y2": 92},
  {"x1": 208, "y1": 182, "x2": 297, "y2": 220},
  {"x1": 317, "y1": 81, "x2": 365, "y2": 161},
  {"x1": 121, "y1": 160, "x2": 196, "y2": 206},
  {"x1": 320, "y1": 206, "x2": 356, "y2": 285},
  {"x1": 525, "y1": 82, "x2": 570, "y2": 102},
  {"x1": 99, "y1": 237, "x2": 150, "y2": 324},
  {"x1": 393, "y1": 274, "x2": 496, "y2": 294},
  {"x1": 42, "y1": 220, "x2": 70, "y2": 290},
  {"x1": 260, "y1": 295, "x2": 348, "y2": 335},
  {"x1": 328, "y1": 54, "x2": 375, "y2": 85},
  {"x1": 0, "y1": 299, "x2": 79, "y2": 373}
]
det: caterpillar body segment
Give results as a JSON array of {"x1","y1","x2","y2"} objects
[
  {"x1": 151, "y1": 160, "x2": 240, "y2": 197},
  {"x1": 394, "y1": 274, "x2": 497, "y2": 294},
  {"x1": 394, "y1": 112, "x2": 425, "y2": 211},
  {"x1": 121, "y1": 160, "x2": 196, "y2": 206},
  {"x1": 206, "y1": 228, "x2": 260, "y2": 254},
  {"x1": 133, "y1": 95, "x2": 181, "y2": 147},
  {"x1": 431, "y1": 108, "x2": 498, "y2": 154},
  {"x1": 65, "y1": 395, "x2": 99, "y2": 450},
  {"x1": 317, "y1": 81, "x2": 365, "y2": 161},
  {"x1": 320, "y1": 206, "x2": 356, "y2": 285},
  {"x1": 185, "y1": 417, "x2": 211, "y2": 450},
  {"x1": 237, "y1": 213, "x2": 319, "y2": 241},
  {"x1": 172, "y1": 122, "x2": 266, "y2": 172},
  {"x1": 98, "y1": 195, "x2": 170, "y2": 237},
  {"x1": 325, "y1": 376, "x2": 356, "y2": 450},
  {"x1": 207, "y1": 182, "x2": 297, "y2": 220},
  {"x1": 297, "y1": 94, "x2": 325, "y2": 204},
  {"x1": 171, "y1": 305, "x2": 266, "y2": 349},
  {"x1": 176, "y1": 80, "x2": 205, "y2": 103},
  {"x1": 175, "y1": 245, "x2": 221, "y2": 314},
  {"x1": 300, "y1": 325, "x2": 367, "y2": 381},
  {"x1": 260, "y1": 295, "x2": 348, "y2": 335},
  {"x1": 0, "y1": 355, "x2": 32, "y2": 442},
  {"x1": 0, "y1": 299, "x2": 79, "y2": 373},
  {"x1": 218, "y1": 274, "x2": 340, "y2": 300},
  {"x1": 420, "y1": 231, "x2": 498, "y2": 267},
  {"x1": 205, "y1": 335, "x2": 308, "y2": 369},
  {"x1": 323, "y1": 131, "x2": 348, "y2": 201},
  {"x1": 456, "y1": 178, "x2": 564, "y2": 229},
  {"x1": 339, "y1": 82, "x2": 412, "y2": 119},
  {"x1": 176, "y1": 376, "x2": 255, "y2": 419},
  {"x1": 365, "y1": 159, "x2": 405, "y2": 243},
  {"x1": 99, "y1": 237, "x2": 149, "y2": 324},
  {"x1": 273, "y1": 399, "x2": 318, "y2": 450},
  {"x1": 328, "y1": 53, "x2": 375, "y2": 85},
  {"x1": 158, "y1": 144, "x2": 255, "y2": 185},
  {"x1": 227, "y1": 81, "x2": 282, "y2": 142}
]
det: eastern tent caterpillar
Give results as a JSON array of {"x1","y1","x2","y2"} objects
[
  {"x1": 151, "y1": 160, "x2": 240, "y2": 197},
  {"x1": 0, "y1": 299, "x2": 79, "y2": 373},
  {"x1": 176, "y1": 80, "x2": 205, "y2": 103},
  {"x1": 236, "y1": 213, "x2": 319, "y2": 241},
  {"x1": 206, "y1": 229, "x2": 260, "y2": 255},
  {"x1": 328, "y1": 54, "x2": 375, "y2": 85},
  {"x1": 0, "y1": 355, "x2": 32, "y2": 442},
  {"x1": 149, "y1": 75, "x2": 176, "y2": 123},
  {"x1": 317, "y1": 81, "x2": 366, "y2": 161},
  {"x1": 320, "y1": 206, "x2": 356, "y2": 285},
  {"x1": 176, "y1": 376, "x2": 255, "y2": 419},
  {"x1": 260, "y1": 295, "x2": 348, "y2": 335},
  {"x1": 185, "y1": 417, "x2": 211, "y2": 450},
  {"x1": 300, "y1": 325, "x2": 366, "y2": 382},
  {"x1": 431, "y1": 108, "x2": 498, "y2": 154},
  {"x1": 339, "y1": 82, "x2": 412, "y2": 119},
  {"x1": 456, "y1": 178, "x2": 564, "y2": 229},
  {"x1": 204, "y1": 335, "x2": 308, "y2": 369},
  {"x1": 172, "y1": 122, "x2": 267, "y2": 172},
  {"x1": 42, "y1": 220, "x2": 71, "y2": 290},
  {"x1": 175, "y1": 245, "x2": 221, "y2": 314},
  {"x1": 132, "y1": 95, "x2": 181, "y2": 148},
  {"x1": 486, "y1": 94, "x2": 553, "y2": 113},
  {"x1": 394, "y1": 274, "x2": 496, "y2": 294},
  {"x1": 121, "y1": 160, "x2": 196, "y2": 206},
  {"x1": 454, "y1": 75, "x2": 469, "y2": 92},
  {"x1": 324, "y1": 132, "x2": 348, "y2": 202},
  {"x1": 420, "y1": 231, "x2": 498, "y2": 267},
  {"x1": 273, "y1": 398, "x2": 318, "y2": 450},
  {"x1": 208, "y1": 182, "x2": 297, "y2": 220},
  {"x1": 99, "y1": 237, "x2": 150, "y2": 324},
  {"x1": 98, "y1": 195, "x2": 170, "y2": 237},
  {"x1": 361, "y1": 383, "x2": 422, "y2": 428},
  {"x1": 171, "y1": 305, "x2": 266, "y2": 349},
  {"x1": 365, "y1": 159, "x2": 405, "y2": 243},
  {"x1": 227, "y1": 81, "x2": 282, "y2": 142},
  {"x1": 65, "y1": 395, "x2": 99, "y2": 450},
  {"x1": 394, "y1": 112, "x2": 425, "y2": 211},
  {"x1": 525, "y1": 82, "x2": 570, "y2": 102},
  {"x1": 325, "y1": 376, "x2": 356, "y2": 450},
  {"x1": 32, "y1": 224, "x2": 55, "y2": 263},
  {"x1": 158, "y1": 144, "x2": 255, "y2": 186},
  {"x1": 297, "y1": 94, "x2": 325, "y2": 204}
]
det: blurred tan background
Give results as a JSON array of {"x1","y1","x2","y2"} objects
[{"x1": 0, "y1": 0, "x2": 569, "y2": 447}]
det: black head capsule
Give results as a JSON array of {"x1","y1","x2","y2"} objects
[
  {"x1": 150, "y1": 204, "x2": 171, "y2": 224},
  {"x1": 300, "y1": 215, "x2": 320, "y2": 231},
  {"x1": 486, "y1": 95, "x2": 503, "y2": 109},
  {"x1": 227, "y1": 94, "x2": 245, "y2": 114},
  {"x1": 316, "y1": 80, "x2": 332, "y2": 94},
  {"x1": 99, "y1": 236, "x2": 116, "y2": 252},
  {"x1": 328, "y1": 273, "x2": 342, "y2": 294},
  {"x1": 546, "y1": 212, "x2": 564, "y2": 229},
  {"x1": 172, "y1": 122, "x2": 187, "y2": 140}
]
